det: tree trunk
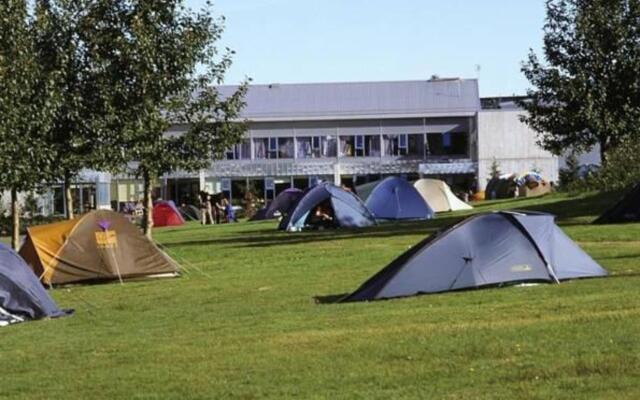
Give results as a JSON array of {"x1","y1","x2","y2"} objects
[
  {"x1": 11, "y1": 188, "x2": 20, "y2": 250},
  {"x1": 142, "y1": 169, "x2": 154, "y2": 239},
  {"x1": 64, "y1": 172, "x2": 74, "y2": 219},
  {"x1": 599, "y1": 140, "x2": 609, "y2": 167}
]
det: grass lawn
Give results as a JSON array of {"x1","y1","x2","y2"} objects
[{"x1": 2, "y1": 191, "x2": 640, "y2": 399}]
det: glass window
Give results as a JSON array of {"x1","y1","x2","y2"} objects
[
  {"x1": 340, "y1": 136, "x2": 355, "y2": 157},
  {"x1": 399, "y1": 134, "x2": 407, "y2": 149},
  {"x1": 383, "y1": 134, "x2": 423, "y2": 157},
  {"x1": 339, "y1": 135, "x2": 380, "y2": 157},
  {"x1": 254, "y1": 138, "x2": 268, "y2": 159},
  {"x1": 225, "y1": 140, "x2": 251, "y2": 160},
  {"x1": 297, "y1": 137, "x2": 315, "y2": 158},
  {"x1": 254, "y1": 137, "x2": 294, "y2": 159},
  {"x1": 297, "y1": 136, "x2": 337, "y2": 158},
  {"x1": 277, "y1": 137, "x2": 294, "y2": 158},
  {"x1": 323, "y1": 136, "x2": 337, "y2": 157}
]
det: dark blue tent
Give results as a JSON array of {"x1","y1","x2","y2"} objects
[
  {"x1": 342, "y1": 211, "x2": 607, "y2": 301},
  {"x1": 286, "y1": 183, "x2": 376, "y2": 231},
  {"x1": 0, "y1": 243, "x2": 70, "y2": 326},
  {"x1": 266, "y1": 188, "x2": 304, "y2": 219},
  {"x1": 593, "y1": 183, "x2": 640, "y2": 224},
  {"x1": 365, "y1": 177, "x2": 434, "y2": 220}
]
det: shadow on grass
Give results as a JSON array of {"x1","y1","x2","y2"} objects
[
  {"x1": 313, "y1": 293, "x2": 349, "y2": 304},
  {"x1": 161, "y1": 218, "x2": 459, "y2": 250}
]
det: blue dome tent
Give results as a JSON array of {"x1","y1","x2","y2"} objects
[
  {"x1": 0, "y1": 244, "x2": 70, "y2": 326},
  {"x1": 341, "y1": 211, "x2": 607, "y2": 302},
  {"x1": 286, "y1": 183, "x2": 376, "y2": 231},
  {"x1": 365, "y1": 177, "x2": 434, "y2": 220}
]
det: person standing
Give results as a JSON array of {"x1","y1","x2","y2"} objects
[
  {"x1": 199, "y1": 191, "x2": 213, "y2": 225},
  {"x1": 221, "y1": 197, "x2": 237, "y2": 223},
  {"x1": 206, "y1": 195, "x2": 215, "y2": 224},
  {"x1": 214, "y1": 194, "x2": 224, "y2": 224}
]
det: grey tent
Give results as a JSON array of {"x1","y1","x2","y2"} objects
[
  {"x1": 179, "y1": 205, "x2": 201, "y2": 222},
  {"x1": 0, "y1": 243, "x2": 70, "y2": 326},
  {"x1": 594, "y1": 183, "x2": 640, "y2": 224},
  {"x1": 342, "y1": 211, "x2": 607, "y2": 302}
]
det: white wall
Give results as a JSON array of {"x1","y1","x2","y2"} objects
[{"x1": 477, "y1": 110, "x2": 559, "y2": 190}]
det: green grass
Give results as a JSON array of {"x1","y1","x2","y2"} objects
[{"x1": 3, "y1": 191, "x2": 640, "y2": 399}]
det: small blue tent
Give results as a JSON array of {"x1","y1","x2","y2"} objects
[
  {"x1": 286, "y1": 183, "x2": 376, "y2": 231},
  {"x1": 365, "y1": 177, "x2": 434, "y2": 220},
  {"x1": 0, "y1": 243, "x2": 70, "y2": 326},
  {"x1": 341, "y1": 211, "x2": 607, "y2": 302}
]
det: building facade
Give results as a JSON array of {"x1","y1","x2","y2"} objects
[
  {"x1": 26, "y1": 78, "x2": 559, "y2": 215},
  {"x1": 166, "y1": 78, "x2": 482, "y2": 205}
]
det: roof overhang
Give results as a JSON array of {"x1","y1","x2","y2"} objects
[{"x1": 240, "y1": 111, "x2": 477, "y2": 123}]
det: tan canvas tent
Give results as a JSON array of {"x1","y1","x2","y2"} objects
[
  {"x1": 20, "y1": 210, "x2": 179, "y2": 285},
  {"x1": 413, "y1": 179, "x2": 472, "y2": 213}
]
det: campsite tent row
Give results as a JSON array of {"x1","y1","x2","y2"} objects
[
  {"x1": 253, "y1": 178, "x2": 472, "y2": 230},
  {"x1": 4, "y1": 181, "x2": 626, "y2": 325},
  {"x1": 358, "y1": 178, "x2": 473, "y2": 213}
]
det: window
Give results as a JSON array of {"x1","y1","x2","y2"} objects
[
  {"x1": 268, "y1": 137, "x2": 278, "y2": 158},
  {"x1": 296, "y1": 136, "x2": 337, "y2": 158},
  {"x1": 339, "y1": 135, "x2": 381, "y2": 157},
  {"x1": 225, "y1": 140, "x2": 251, "y2": 160},
  {"x1": 254, "y1": 137, "x2": 294, "y2": 159},
  {"x1": 339, "y1": 136, "x2": 354, "y2": 157},
  {"x1": 264, "y1": 177, "x2": 275, "y2": 200},
  {"x1": 277, "y1": 137, "x2": 294, "y2": 158},
  {"x1": 383, "y1": 134, "x2": 424, "y2": 157},
  {"x1": 427, "y1": 132, "x2": 468, "y2": 156}
]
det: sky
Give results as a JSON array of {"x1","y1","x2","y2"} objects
[{"x1": 186, "y1": 0, "x2": 547, "y2": 97}]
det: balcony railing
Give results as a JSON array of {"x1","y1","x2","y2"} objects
[{"x1": 206, "y1": 156, "x2": 473, "y2": 177}]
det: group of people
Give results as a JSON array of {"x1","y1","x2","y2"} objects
[{"x1": 199, "y1": 191, "x2": 236, "y2": 225}]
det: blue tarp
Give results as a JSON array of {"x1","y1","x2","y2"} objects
[
  {"x1": 341, "y1": 211, "x2": 607, "y2": 301},
  {"x1": 287, "y1": 183, "x2": 376, "y2": 231},
  {"x1": 0, "y1": 244, "x2": 70, "y2": 326},
  {"x1": 365, "y1": 177, "x2": 434, "y2": 220}
]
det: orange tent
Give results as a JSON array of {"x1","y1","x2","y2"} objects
[{"x1": 19, "y1": 210, "x2": 179, "y2": 285}]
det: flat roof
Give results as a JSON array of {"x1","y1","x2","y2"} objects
[{"x1": 217, "y1": 79, "x2": 480, "y2": 122}]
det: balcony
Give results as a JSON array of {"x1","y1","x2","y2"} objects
[{"x1": 207, "y1": 156, "x2": 471, "y2": 177}]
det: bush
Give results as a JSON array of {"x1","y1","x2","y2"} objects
[
  {"x1": 559, "y1": 153, "x2": 580, "y2": 189},
  {"x1": 597, "y1": 140, "x2": 640, "y2": 191}
]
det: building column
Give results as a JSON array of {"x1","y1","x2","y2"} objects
[
  {"x1": 161, "y1": 174, "x2": 168, "y2": 199},
  {"x1": 174, "y1": 176, "x2": 179, "y2": 202},
  {"x1": 333, "y1": 163, "x2": 341, "y2": 185},
  {"x1": 61, "y1": 183, "x2": 67, "y2": 216},
  {"x1": 198, "y1": 170, "x2": 206, "y2": 192}
]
